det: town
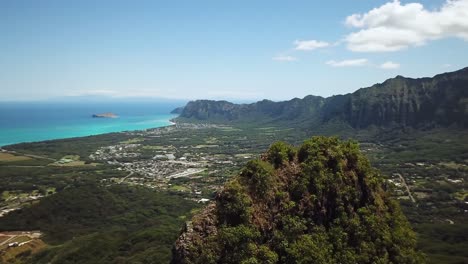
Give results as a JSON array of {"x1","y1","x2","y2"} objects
[
  {"x1": 1, "y1": 123, "x2": 467, "y2": 262},
  {"x1": 89, "y1": 123, "x2": 258, "y2": 203}
]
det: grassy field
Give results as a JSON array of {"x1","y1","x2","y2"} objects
[
  {"x1": 0, "y1": 239, "x2": 46, "y2": 263},
  {"x1": 0, "y1": 153, "x2": 32, "y2": 162},
  {"x1": 9, "y1": 236, "x2": 31, "y2": 244},
  {"x1": 0, "y1": 235, "x2": 10, "y2": 244},
  {"x1": 49, "y1": 155, "x2": 92, "y2": 167}
]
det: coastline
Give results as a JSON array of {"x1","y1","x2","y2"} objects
[{"x1": 0, "y1": 115, "x2": 179, "y2": 148}]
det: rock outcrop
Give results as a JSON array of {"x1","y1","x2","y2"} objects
[
  {"x1": 171, "y1": 137, "x2": 425, "y2": 264},
  {"x1": 92, "y1": 112, "x2": 118, "y2": 118}
]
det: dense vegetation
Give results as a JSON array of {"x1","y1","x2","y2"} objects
[
  {"x1": 2, "y1": 122, "x2": 465, "y2": 263},
  {"x1": 172, "y1": 137, "x2": 425, "y2": 263},
  {"x1": 0, "y1": 183, "x2": 199, "y2": 263},
  {"x1": 3, "y1": 65, "x2": 467, "y2": 263}
]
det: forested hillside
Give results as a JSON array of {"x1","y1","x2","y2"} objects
[
  {"x1": 172, "y1": 137, "x2": 425, "y2": 264},
  {"x1": 0, "y1": 183, "x2": 198, "y2": 263},
  {"x1": 176, "y1": 67, "x2": 468, "y2": 129}
]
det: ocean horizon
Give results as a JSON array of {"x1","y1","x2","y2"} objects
[{"x1": 0, "y1": 101, "x2": 181, "y2": 147}]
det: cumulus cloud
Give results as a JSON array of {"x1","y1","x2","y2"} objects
[
  {"x1": 326, "y1": 58, "x2": 369, "y2": 67},
  {"x1": 345, "y1": 0, "x2": 468, "y2": 52},
  {"x1": 272, "y1": 55, "x2": 298, "y2": 62},
  {"x1": 294, "y1": 40, "x2": 329, "y2": 50},
  {"x1": 380, "y1": 61, "x2": 400, "y2": 69}
]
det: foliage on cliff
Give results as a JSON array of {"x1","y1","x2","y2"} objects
[{"x1": 172, "y1": 137, "x2": 425, "y2": 264}]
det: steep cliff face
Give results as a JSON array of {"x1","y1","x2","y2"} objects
[
  {"x1": 324, "y1": 69, "x2": 468, "y2": 128},
  {"x1": 172, "y1": 137, "x2": 424, "y2": 264},
  {"x1": 175, "y1": 67, "x2": 468, "y2": 129},
  {"x1": 178, "y1": 100, "x2": 243, "y2": 121},
  {"x1": 177, "y1": 97, "x2": 325, "y2": 124}
]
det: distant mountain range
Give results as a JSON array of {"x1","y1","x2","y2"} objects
[{"x1": 174, "y1": 67, "x2": 468, "y2": 129}]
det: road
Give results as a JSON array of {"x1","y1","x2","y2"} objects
[
  {"x1": 0, "y1": 232, "x2": 41, "y2": 246},
  {"x1": 396, "y1": 173, "x2": 415, "y2": 203},
  {"x1": 167, "y1": 168, "x2": 206, "y2": 179},
  {"x1": 0, "y1": 236, "x2": 16, "y2": 246},
  {"x1": 119, "y1": 171, "x2": 134, "y2": 183}
]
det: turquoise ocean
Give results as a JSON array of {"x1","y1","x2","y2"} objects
[{"x1": 0, "y1": 101, "x2": 181, "y2": 147}]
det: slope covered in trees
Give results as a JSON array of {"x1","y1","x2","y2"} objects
[
  {"x1": 172, "y1": 137, "x2": 425, "y2": 264},
  {"x1": 175, "y1": 67, "x2": 468, "y2": 129},
  {"x1": 0, "y1": 183, "x2": 198, "y2": 264}
]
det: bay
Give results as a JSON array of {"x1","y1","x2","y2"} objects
[{"x1": 0, "y1": 101, "x2": 180, "y2": 146}]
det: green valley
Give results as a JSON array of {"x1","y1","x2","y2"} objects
[{"x1": 0, "y1": 68, "x2": 467, "y2": 263}]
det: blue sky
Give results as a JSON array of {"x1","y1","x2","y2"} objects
[{"x1": 1, "y1": 0, "x2": 467, "y2": 101}]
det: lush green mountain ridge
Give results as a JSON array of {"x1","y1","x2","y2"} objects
[{"x1": 175, "y1": 67, "x2": 468, "y2": 129}]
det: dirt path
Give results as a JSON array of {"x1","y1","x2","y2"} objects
[
  {"x1": 0, "y1": 232, "x2": 43, "y2": 246},
  {"x1": 0, "y1": 236, "x2": 15, "y2": 246}
]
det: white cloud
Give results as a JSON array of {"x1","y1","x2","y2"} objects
[
  {"x1": 272, "y1": 55, "x2": 298, "y2": 62},
  {"x1": 326, "y1": 58, "x2": 369, "y2": 67},
  {"x1": 294, "y1": 40, "x2": 329, "y2": 50},
  {"x1": 345, "y1": 0, "x2": 468, "y2": 52},
  {"x1": 442, "y1": 63, "x2": 452, "y2": 68},
  {"x1": 380, "y1": 61, "x2": 400, "y2": 69}
]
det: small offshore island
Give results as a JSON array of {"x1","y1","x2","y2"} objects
[{"x1": 92, "y1": 112, "x2": 118, "y2": 118}]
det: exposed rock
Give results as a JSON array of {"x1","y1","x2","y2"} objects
[
  {"x1": 92, "y1": 112, "x2": 118, "y2": 118},
  {"x1": 172, "y1": 203, "x2": 218, "y2": 264}
]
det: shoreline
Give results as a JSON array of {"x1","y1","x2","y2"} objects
[{"x1": 1, "y1": 118, "x2": 178, "y2": 148}]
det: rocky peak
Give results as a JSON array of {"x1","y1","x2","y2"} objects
[{"x1": 171, "y1": 137, "x2": 425, "y2": 264}]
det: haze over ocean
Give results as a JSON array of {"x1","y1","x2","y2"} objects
[{"x1": 0, "y1": 101, "x2": 180, "y2": 147}]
